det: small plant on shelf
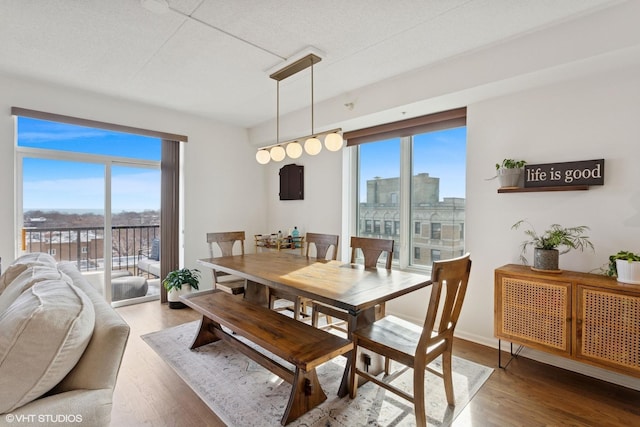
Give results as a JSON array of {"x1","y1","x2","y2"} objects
[
  {"x1": 495, "y1": 159, "x2": 527, "y2": 188},
  {"x1": 496, "y1": 158, "x2": 527, "y2": 170}
]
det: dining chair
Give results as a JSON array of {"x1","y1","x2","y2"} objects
[
  {"x1": 311, "y1": 236, "x2": 394, "y2": 332},
  {"x1": 349, "y1": 253, "x2": 472, "y2": 427},
  {"x1": 269, "y1": 232, "x2": 339, "y2": 320},
  {"x1": 206, "y1": 231, "x2": 246, "y2": 295}
]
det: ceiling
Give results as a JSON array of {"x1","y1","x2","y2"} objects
[{"x1": 0, "y1": 0, "x2": 622, "y2": 129}]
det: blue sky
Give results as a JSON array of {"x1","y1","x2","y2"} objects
[
  {"x1": 18, "y1": 117, "x2": 161, "y2": 212},
  {"x1": 359, "y1": 126, "x2": 466, "y2": 201}
]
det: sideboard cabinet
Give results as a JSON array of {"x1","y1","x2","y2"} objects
[{"x1": 495, "y1": 264, "x2": 640, "y2": 378}]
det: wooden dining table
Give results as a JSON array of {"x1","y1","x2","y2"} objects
[{"x1": 196, "y1": 251, "x2": 432, "y2": 397}]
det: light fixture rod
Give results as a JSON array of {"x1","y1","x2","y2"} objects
[
  {"x1": 257, "y1": 128, "x2": 342, "y2": 151},
  {"x1": 269, "y1": 54, "x2": 322, "y2": 81},
  {"x1": 310, "y1": 61, "x2": 314, "y2": 135}
]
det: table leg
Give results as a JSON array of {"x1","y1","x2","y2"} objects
[
  {"x1": 243, "y1": 280, "x2": 269, "y2": 306},
  {"x1": 337, "y1": 306, "x2": 381, "y2": 397}
]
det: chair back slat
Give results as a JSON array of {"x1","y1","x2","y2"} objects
[
  {"x1": 207, "y1": 231, "x2": 245, "y2": 257},
  {"x1": 305, "y1": 232, "x2": 339, "y2": 260},
  {"x1": 420, "y1": 253, "x2": 471, "y2": 348},
  {"x1": 350, "y1": 236, "x2": 394, "y2": 269}
]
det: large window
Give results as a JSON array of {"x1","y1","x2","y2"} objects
[{"x1": 347, "y1": 108, "x2": 466, "y2": 269}]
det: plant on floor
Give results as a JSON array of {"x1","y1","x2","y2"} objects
[
  {"x1": 163, "y1": 268, "x2": 200, "y2": 292},
  {"x1": 511, "y1": 220, "x2": 594, "y2": 270}
]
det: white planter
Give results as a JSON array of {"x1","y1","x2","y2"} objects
[
  {"x1": 167, "y1": 284, "x2": 192, "y2": 308},
  {"x1": 497, "y1": 168, "x2": 523, "y2": 188},
  {"x1": 616, "y1": 260, "x2": 640, "y2": 284}
]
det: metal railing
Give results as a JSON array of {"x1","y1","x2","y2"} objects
[{"x1": 23, "y1": 224, "x2": 160, "y2": 275}]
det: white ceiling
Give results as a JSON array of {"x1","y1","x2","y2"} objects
[{"x1": 0, "y1": 0, "x2": 622, "y2": 129}]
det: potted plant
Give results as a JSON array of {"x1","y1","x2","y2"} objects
[
  {"x1": 496, "y1": 158, "x2": 527, "y2": 188},
  {"x1": 511, "y1": 220, "x2": 594, "y2": 271},
  {"x1": 605, "y1": 251, "x2": 640, "y2": 284},
  {"x1": 163, "y1": 268, "x2": 200, "y2": 309}
]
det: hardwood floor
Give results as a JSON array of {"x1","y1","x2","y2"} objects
[{"x1": 112, "y1": 301, "x2": 640, "y2": 426}]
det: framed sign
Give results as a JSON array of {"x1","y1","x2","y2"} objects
[{"x1": 524, "y1": 159, "x2": 604, "y2": 188}]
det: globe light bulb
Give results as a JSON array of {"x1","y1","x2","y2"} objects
[
  {"x1": 256, "y1": 149, "x2": 271, "y2": 164},
  {"x1": 304, "y1": 137, "x2": 322, "y2": 155},
  {"x1": 286, "y1": 142, "x2": 303, "y2": 159},
  {"x1": 324, "y1": 132, "x2": 343, "y2": 151},
  {"x1": 270, "y1": 146, "x2": 286, "y2": 161}
]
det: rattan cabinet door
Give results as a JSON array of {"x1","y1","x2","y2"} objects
[
  {"x1": 576, "y1": 285, "x2": 640, "y2": 377},
  {"x1": 496, "y1": 274, "x2": 572, "y2": 356}
]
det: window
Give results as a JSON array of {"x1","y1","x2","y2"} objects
[
  {"x1": 373, "y1": 220, "x2": 381, "y2": 234},
  {"x1": 364, "y1": 220, "x2": 372, "y2": 233},
  {"x1": 431, "y1": 223, "x2": 441, "y2": 240},
  {"x1": 384, "y1": 220, "x2": 393, "y2": 235},
  {"x1": 348, "y1": 108, "x2": 466, "y2": 269},
  {"x1": 431, "y1": 249, "x2": 441, "y2": 262},
  {"x1": 48, "y1": 248, "x2": 56, "y2": 256}
]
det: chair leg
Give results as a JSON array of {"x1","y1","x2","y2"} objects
[
  {"x1": 311, "y1": 304, "x2": 320, "y2": 327},
  {"x1": 349, "y1": 341, "x2": 359, "y2": 399},
  {"x1": 413, "y1": 360, "x2": 427, "y2": 427},
  {"x1": 442, "y1": 349, "x2": 455, "y2": 406},
  {"x1": 293, "y1": 298, "x2": 301, "y2": 320}
]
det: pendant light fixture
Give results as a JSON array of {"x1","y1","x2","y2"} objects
[{"x1": 256, "y1": 53, "x2": 343, "y2": 164}]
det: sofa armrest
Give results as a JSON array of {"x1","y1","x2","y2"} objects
[{"x1": 0, "y1": 389, "x2": 113, "y2": 427}]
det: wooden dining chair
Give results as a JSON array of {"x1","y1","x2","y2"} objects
[
  {"x1": 349, "y1": 253, "x2": 472, "y2": 427},
  {"x1": 206, "y1": 231, "x2": 246, "y2": 295},
  {"x1": 269, "y1": 232, "x2": 339, "y2": 320},
  {"x1": 312, "y1": 236, "x2": 394, "y2": 332}
]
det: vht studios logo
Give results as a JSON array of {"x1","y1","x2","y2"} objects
[{"x1": 525, "y1": 159, "x2": 604, "y2": 188}]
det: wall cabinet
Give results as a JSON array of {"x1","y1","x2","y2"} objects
[{"x1": 495, "y1": 264, "x2": 640, "y2": 378}]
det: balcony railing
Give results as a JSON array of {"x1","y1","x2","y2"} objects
[{"x1": 23, "y1": 224, "x2": 160, "y2": 275}]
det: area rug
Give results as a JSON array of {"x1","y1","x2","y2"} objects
[{"x1": 142, "y1": 321, "x2": 493, "y2": 427}]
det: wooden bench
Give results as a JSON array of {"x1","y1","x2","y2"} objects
[{"x1": 180, "y1": 290, "x2": 353, "y2": 425}]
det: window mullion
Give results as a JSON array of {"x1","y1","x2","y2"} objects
[{"x1": 398, "y1": 136, "x2": 412, "y2": 269}]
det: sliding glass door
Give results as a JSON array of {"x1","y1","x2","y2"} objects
[{"x1": 16, "y1": 115, "x2": 161, "y2": 305}]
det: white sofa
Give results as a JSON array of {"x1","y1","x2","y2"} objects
[{"x1": 0, "y1": 254, "x2": 130, "y2": 427}]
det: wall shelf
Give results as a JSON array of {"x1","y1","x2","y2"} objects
[{"x1": 498, "y1": 185, "x2": 589, "y2": 193}]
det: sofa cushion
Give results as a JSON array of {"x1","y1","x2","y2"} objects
[
  {"x1": 0, "y1": 266, "x2": 73, "y2": 314},
  {"x1": 0, "y1": 253, "x2": 57, "y2": 294},
  {"x1": 0, "y1": 279, "x2": 95, "y2": 413}
]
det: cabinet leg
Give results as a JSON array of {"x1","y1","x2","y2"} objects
[{"x1": 498, "y1": 339, "x2": 524, "y2": 369}]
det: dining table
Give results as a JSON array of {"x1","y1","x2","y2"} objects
[{"x1": 196, "y1": 251, "x2": 432, "y2": 397}]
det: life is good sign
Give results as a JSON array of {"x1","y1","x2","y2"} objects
[{"x1": 524, "y1": 159, "x2": 604, "y2": 188}]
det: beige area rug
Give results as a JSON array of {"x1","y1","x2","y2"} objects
[{"x1": 142, "y1": 321, "x2": 493, "y2": 427}]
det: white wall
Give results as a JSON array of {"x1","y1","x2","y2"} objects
[
  {"x1": 259, "y1": 2, "x2": 640, "y2": 389},
  {"x1": 0, "y1": 74, "x2": 266, "y2": 283},
  {"x1": 262, "y1": 148, "x2": 343, "y2": 250}
]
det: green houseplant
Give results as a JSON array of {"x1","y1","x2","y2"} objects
[
  {"x1": 511, "y1": 220, "x2": 594, "y2": 271},
  {"x1": 495, "y1": 159, "x2": 527, "y2": 188},
  {"x1": 606, "y1": 250, "x2": 640, "y2": 284},
  {"x1": 163, "y1": 268, "x2": 200, "y2": 309}
]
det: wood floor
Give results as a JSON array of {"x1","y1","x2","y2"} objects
[{"x1": 112, "y1": 301, "x2": 640, "y2": 426}]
